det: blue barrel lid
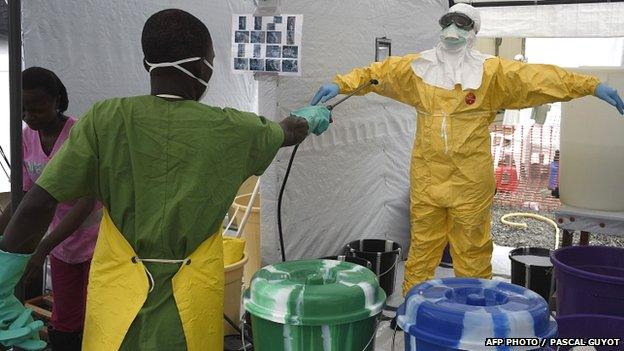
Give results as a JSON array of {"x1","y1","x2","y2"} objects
[{"x1": 397, "y1": 278, "x2": 557, "y2": 351}]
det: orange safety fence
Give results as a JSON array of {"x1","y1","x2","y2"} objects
[{"x1": 490, "y1": 124, "x2": 560, "y2": 212}]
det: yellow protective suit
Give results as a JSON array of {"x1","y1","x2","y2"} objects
[{"x1": 334, "y1": 55, "x2": 599, "y2": 294}]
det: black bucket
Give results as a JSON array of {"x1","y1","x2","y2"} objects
[
  {"x1": 440, "y1": 244, "x2": 453, "y2": 268},
  {"x1": 509, "y1": 247, "x2": 554, "y2": 302},
  {"x1": 344, "y1": 239, "x2": 402, "y2": 297},
  {"x1": 322, "y1": 255, "x2": 373, "y2": 271}
]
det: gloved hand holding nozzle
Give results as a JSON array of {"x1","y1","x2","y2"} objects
[
  {"x1": 290, "y1": 105, "x2": 332, "y2": 136},
  {"x1": 283, "y1": 78, "x2": 380, "y2": 142}
]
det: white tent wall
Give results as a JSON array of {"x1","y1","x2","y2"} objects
[
  {"x1": 260, "y1": 1, "x2": 447, "y2": 263},
  {"x1": 0, "y1": 39, "x2": 9, "y2": 193},
  {"x1": 19, "y1": 0, "x2": 447, "y2": 264},
  {"x1": 475, "y1": 2, "x2": 624, "y2": 38},
  {"x1": 21, "y1": 0, "x2": 258, "y2": 118}
]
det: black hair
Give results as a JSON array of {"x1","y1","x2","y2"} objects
[
  {"x1": 141, "y1": 9, "x2": 212, "y2": 63},
  {"x1": 22, "y1": 67, "x2": 69, "y2": 113}
]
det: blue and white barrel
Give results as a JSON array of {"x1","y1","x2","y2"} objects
[{"x1": 397, "y1": 278, "x2": 557, "y2": 351}]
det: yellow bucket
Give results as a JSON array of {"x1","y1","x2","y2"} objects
[
  {"x1": 223, "y1": 236, "x2": 247, "y2": 336},
  {"x1": 233, "y1": 193, "x2": 261, "y2": 288},
  {"x1": 223, "y1": 253, "x2": 248, "y2": 336}
]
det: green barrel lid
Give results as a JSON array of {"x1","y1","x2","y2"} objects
[{"x1": 243, "y1": 259, "x2": 386, "y2": 326}]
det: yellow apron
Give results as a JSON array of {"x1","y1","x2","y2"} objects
[{"x1": 82, "y1": 210, "x2": 224, "y2": 350}]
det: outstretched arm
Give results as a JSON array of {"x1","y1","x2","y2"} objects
[
  {"x1": 0, "y1": 185, "x2": 58, "y2": 254},
  {"x1": 0, "y1": 187, "x2": 58, "y2": 351},
  {"x1": 493, "y1": 58, "x2": 623, "y2": 114},
  {"x1": 311, "y1": 55, "x2": 420, "y2": 107},
  {"x1": 2, "y1": 106, "x2": 100, "y2": 253},
  {"x1": 22, "y1": 197, "x2": 96, "y2": 283},
  {"x1": 0, "y1": 107, "x2": 99, "y2": 350},
  {"x1": 36, "y1": 197, "x2": 96, "y2": 254}
]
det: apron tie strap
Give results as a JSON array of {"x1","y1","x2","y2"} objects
[{"x1": 131, "y1": 256, "x2": 191, "y2": 293}]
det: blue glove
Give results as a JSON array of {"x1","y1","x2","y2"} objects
[
  {"x1": 595, "y1": 83, "x2": 624, "y2": 115},
  {"x1": 0, "y1": 249, "x2": 47, "y2": 350},
  {"x1": 310, "y1": 83, "x2": 339, "y2": 106},
  {"x1": 290, "y1": 106, "x2": 332, "y2": 136}
]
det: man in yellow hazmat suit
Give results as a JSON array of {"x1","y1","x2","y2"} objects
[{"x1": 311, "y1": 3, "x2": 624, "y2": 295}]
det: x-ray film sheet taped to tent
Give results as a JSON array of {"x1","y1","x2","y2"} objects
[{"x1": 231, "y1": 14, "x2": 303, "y2": 76}]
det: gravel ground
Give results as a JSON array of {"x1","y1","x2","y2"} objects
[{"x1": 491, "y1": 204, "x2": 624, "y2": 249}]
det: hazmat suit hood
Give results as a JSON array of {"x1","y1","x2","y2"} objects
[{"x1": 411, "y1": 3, "x2": 491, "y2": 91}]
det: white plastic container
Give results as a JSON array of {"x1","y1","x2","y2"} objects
[{"x1": 560, "y1": 68, "x2": 624, "y2": 212}]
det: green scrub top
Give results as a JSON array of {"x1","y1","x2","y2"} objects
[{"x1": 37, "y1": 95, "x2": 284, "y2": 350}]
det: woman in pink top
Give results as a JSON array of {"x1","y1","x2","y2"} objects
[{"x1": 0, "y1": 67, "x2": 101, "y2": 350}]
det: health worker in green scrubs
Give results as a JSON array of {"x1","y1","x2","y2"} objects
[{"x1": 0, "y1": 9, "x2": 331, "y2": 351}]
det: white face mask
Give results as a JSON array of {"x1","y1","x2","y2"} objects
[
  {"x1": 145, "y1": 57, "x2": 213, "y2": 87},
  {"x1": 440, "y1": 24, "x2": 473, "y2": 50}
]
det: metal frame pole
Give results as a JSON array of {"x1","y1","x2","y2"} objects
[{"x1": 8, "y1": 0, "x2": 22, "y2": 212}]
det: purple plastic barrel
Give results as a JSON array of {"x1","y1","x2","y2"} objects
[
  {"x1": 548, "y1": 161, "x2": 559, "y2": 190},
  {"x1": 556, "y1": 314, "x2": 624, "y2": 351},
  {"x1": 551, "y1": 246, "x2": 624, "y2": 316}
]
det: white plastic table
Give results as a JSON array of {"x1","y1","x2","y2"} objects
[{"x1": 555, "y1": 205, "x2": 624, "y2": 246}]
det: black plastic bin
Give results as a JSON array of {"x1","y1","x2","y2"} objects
[
  {"x1": 345, "y1": 239, "x2": 402, "y2": 297},
  {"x1": 509, "y1": 247, "x2": 554, "y2": 302},
  {"x1": 322, "y1": 255, "x2": 373, "y2": 271}
]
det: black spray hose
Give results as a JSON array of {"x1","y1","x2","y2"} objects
[
  {"x1": 277, "y1": 143, "x2": 300, "y2": 262},
  {"x1": 276, "y1": 79, "x2": 378, "y2": 263}
]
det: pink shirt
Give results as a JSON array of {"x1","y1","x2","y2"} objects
[{"x1": 23, "y1": 117, "x2": 101, "y2": 264}]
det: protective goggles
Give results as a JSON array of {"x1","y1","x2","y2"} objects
[{"x1": 439, "y1": 12, "x2": 474, "y2": 31}]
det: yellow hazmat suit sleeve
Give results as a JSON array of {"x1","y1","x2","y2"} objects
[
  {"x1": 492, "y1": 58, "x2": 600, "y2": 110},
  {"x1": 334, "y1": 55, "x2": 421, "y2": 107}
]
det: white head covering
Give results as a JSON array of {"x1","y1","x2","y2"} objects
[
  {"x1": 449, "y1": 3, "x2": 481, "y2": 33},
  {"x1": 411, "y1": 3, "x2": 491, "y2": 91}
]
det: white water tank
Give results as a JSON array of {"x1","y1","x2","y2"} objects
[{"x1": 560, "y1": 68, "x2": 624, "y2": 211}]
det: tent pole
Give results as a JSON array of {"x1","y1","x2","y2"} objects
[{"x1": 8, "y1": 0, "x2": 23, "y2": 212}]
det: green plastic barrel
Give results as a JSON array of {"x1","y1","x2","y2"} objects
[{"x1": 243, "y1": 259, "x2": 386, "y2": 351}]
